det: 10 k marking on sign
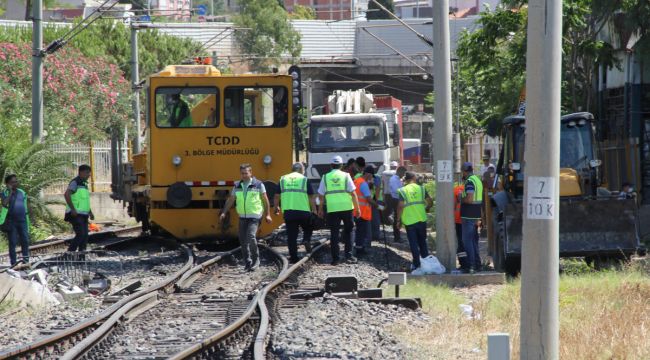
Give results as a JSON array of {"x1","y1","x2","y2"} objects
[
  {"x1": 437, "y1": 160, "x2": 453, "y2": 183},
  {"x1": 526, "y1": 176, "x2": 555, "y2": 220}
]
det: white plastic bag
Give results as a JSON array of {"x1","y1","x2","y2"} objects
[{"x1": 419, "y1": 255, "x2": 446, "y2": 275}]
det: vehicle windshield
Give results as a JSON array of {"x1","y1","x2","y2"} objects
[
  {"x1": 155, "y1": 87, "x2": 218, "y2": 128},
  {"x1": 310, "y1": 121, "x2": 387, "y2": 152},
  {"x1": 560, "y1": 123, "x2": 593, "y2": 169},
  {"x1": 403, "y1": 122, "x2": 421, "y2": 139}
]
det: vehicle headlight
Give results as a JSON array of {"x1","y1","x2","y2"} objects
[
  {"x1": 263, "y1": 155, "x2": 272, "y2": 165},
  {"x1": 172, "y1": 155, "x2": 182, "y2": 166}
]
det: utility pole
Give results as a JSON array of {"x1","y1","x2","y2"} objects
[
  {"x1": 432, "y1": 0, "x2": 455, "y2": 272},
  {"x1": 131, "y1": 26, "x2": 142, "y2": 154},
  {"x1": 453, "y1": 58, "x2": 461, "y2": 179},
  {"x1": 520, "y1": 0, "x2": 561, "y2": 359},
  {"x1": 31, "y1": 0, "x2": 43, "y2": 144}
]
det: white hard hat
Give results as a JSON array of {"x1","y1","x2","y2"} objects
[
  {"x1": 390, "y1": 161, "x2": 399, "y2": 168},
  {"x1": 331, "y1": 155, "x2": 343, "y2": 164}
]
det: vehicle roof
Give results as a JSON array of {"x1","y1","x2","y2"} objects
[
  {"x1": 503, "y1": 112, "x2": 594, "y2": 125},
  {"x1": 311, "y1": 113, "x2": 387, "y2": 122}
]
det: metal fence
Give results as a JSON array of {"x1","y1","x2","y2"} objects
[{"x1": 47, "y1": 141, "x2": 120, "y2": 195}]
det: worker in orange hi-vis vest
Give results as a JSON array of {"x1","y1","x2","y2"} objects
[
  {"x1": 454, "y1": 183, "x2": 469, "y2": 270},
  {"x1": 353, "y1": 166, "x2": 377, "y2": 257}
]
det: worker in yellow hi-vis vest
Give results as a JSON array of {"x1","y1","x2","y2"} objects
[
  {"x1": 461, "y1": 162, "x2": 483, "y2": 273},
  {"x1": 65, "y1": 164, "x2": 94, "y2": 252},
  {"x1": 274, "y1": 162, "x2": 316, "y2": 263},
  {"x1": 220, "y1": 163, "x2": 273, "y2": 272},
  {"x1": 316, "y1": 155, "x2": 361, "y2": 266},
  {"x1": 396, "y1": 171, "x2": 433, "y2": 272}
]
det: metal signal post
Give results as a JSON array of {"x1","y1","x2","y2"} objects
[{"x1": 31, "y1": 0, "x2": 44, "y2": 144}]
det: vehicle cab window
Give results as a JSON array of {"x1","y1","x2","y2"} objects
[
  {"x1": 155, "y1": 87, "x2": 219, "y2": 128},
  {"x1": 224, "y1": 86, "x2": 288, "y2": 128}
]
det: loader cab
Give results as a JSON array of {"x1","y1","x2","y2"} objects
[{"x1": 498, "y1": 112, "x2": 601, "y2": 199}]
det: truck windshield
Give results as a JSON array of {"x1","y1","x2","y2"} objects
[
  {"x1": 310, "y1": 121, "x2": 386, "y2": 152},
  {"x1": 560, "y1": 123, "x2": 593, "y2": 169}
]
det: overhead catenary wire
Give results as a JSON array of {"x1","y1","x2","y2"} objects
[
  {"x1": 361, "y1": 27, "x2": 432, "y2": 77},
  {"x1": 44, "y1": 0, "x2": 121, "y2": 54},
  {"x1": 319, "y1": 67, "x2": 428, "y2": 96}
]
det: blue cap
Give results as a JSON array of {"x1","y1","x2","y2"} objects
[{"x1": 462, "y1": 162, "x2": 473, "y2": 171}]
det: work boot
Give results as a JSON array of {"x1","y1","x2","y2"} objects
[
  {"x1": 345, "y1": 256, "x2": 358, "y2": 264},
  {"x1": 289, "y1": 257, "x2": 301, "y2": 264},
  {"x1": 331, "y1": 258, "x2": 340, "y2": 266},
  {"x1": 355, "y1": 247, "x2": 365, "y2": 258},
  {"x1": 244, "y1": 261, "x2": 252, "y2": 271},
  {"x1": 303, "y1": 241, "x2": 312, "y2": 253},
  {"x1": 249, "y1": 260, "x2": 260, "y2": 271}
]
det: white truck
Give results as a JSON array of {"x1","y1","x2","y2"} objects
[{"x1": 305, "y1": 90, "x2": 402, "y2": 186}]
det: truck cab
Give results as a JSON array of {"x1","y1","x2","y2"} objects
[{"x1": 306, "y1": 113, "x2": 397, "y2": 185}]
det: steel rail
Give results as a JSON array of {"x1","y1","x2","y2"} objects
[
  {"x1": 1, "y1": 225, "x2": 141, "y2": 261},
  {"x1": 58, "y1": 247, "x2": 243, "y2": 359},
  {"x1": 253, "y1": 240, "x2": 328, "y2": 359},
  {"x1": 0, "y1": 241, "x2": 193, "y2": 359},
  {"x1": 167, "y1": 244, "x2": 290, "y2": 359}
]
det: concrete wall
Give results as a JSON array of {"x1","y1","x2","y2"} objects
[{"x1": 45, "y1": 192, "x2": 133, "y2": 223}]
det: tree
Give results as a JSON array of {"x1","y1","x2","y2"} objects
[
  {"x1": 454, "y1": 5, "x2": 527, "y2": 132},
  {"x1": 453, "y1": 1, "x2": 650, "y2": 134},
  {"x1": 366, "y1": 0, "x2": 394, "y2": 20},
  {"x1": 288, "y1": 4, "x2": 316, "y2": 20},
  {"x1": 233, "y1": 0, "x2": 302, "y2": 71}
]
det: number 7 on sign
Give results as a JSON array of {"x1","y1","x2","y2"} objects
[{"x1": 437, "y1": 160, "x2": 453, "y2": 183}]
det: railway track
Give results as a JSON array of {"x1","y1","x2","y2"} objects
[
  {"x1": 0, "y1": 240, "x2": 193, "y2": 360},
  {"x1": 172, "y1": 240, "x2": 330, "y2": 360},
  {"x1": 1, "y1": 229, "x2": 331, "y2": 360},
  {"x1": 1, "y1": 225, "x2": 142, "y2": 264},
  {"x1": 66, "y1": 246, "x2": 286, "y2": 359}
]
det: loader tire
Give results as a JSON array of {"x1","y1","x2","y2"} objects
[
  {"x1": 493, "y1": 222, "x2": 507, "y2": 272},
  {"x1": 505, "y1": 256, "x2": 521, "y2": 277}
]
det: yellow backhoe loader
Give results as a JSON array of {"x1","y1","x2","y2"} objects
[{"x1": 486, "y1": 112, "x2": 640, "y2": 274}]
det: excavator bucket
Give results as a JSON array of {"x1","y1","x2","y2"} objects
[{"x1": 503, "y1": 198, "x2": 639, "y2": 257}]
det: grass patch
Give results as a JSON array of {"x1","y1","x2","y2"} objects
[
  {"x1": 391, "y1": 268, "x2": 650, "y2": 359},
  {"x1": 0, "y1": 300, "x2": 20, "y2": 315},
  {"x1": 399, "y1": 280, "x2": 465, "y2": 316}
]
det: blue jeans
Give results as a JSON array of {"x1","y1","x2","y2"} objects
[
  {"x1": 8, "y1": 220, "x2": 30, "y2": 266},
  {"x1": 354, "y1": 217, "x2": 371, "y2": 249},
  {"x1": 405, "y1": 221, "x2": 429, "y2": 268},
  {"x1": 461, "y1": 219, "x2": 481, "y2": 269}
]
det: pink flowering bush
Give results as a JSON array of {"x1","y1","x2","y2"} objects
[{"x1": 0, "y1": 42, "x2": 131, "y2": 142}]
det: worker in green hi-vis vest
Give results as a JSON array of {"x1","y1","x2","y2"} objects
[
  {"x1": 0, "y1": 174, "x2": 31, "y2": 266},
  {"x1": 65, "y1": 164, "x2": 94, "y2": 252},
  {"x1": 316, "y1": 155, "x2": 361, "y2": 266},
  {"x1": 168, "y1": 94, "x2": 192, "y2": 128},
  {"x1": 220, "y1": 163, "x2": 273, "y2": 272}
]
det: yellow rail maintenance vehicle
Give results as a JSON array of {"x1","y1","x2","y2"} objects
[{"x1": 114, "y1": 64, "x2": 302, "y2": 241}]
